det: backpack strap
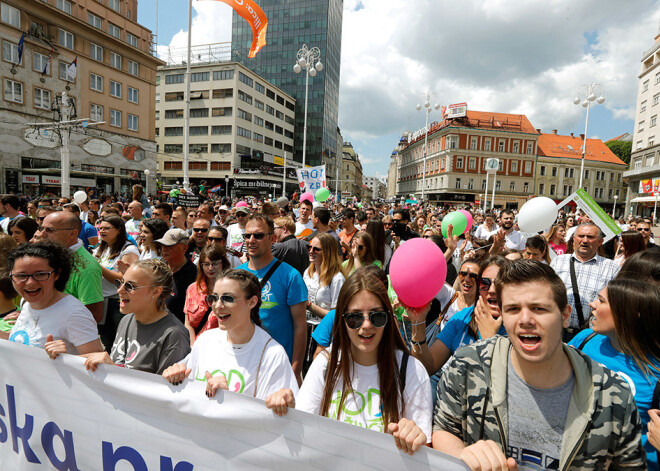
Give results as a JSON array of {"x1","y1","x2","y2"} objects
[
  {"x1": 252, "y1": 337, "x2": 274, "y2": 398},
  {"x1": 436, "y1": 292, "x2": 459, "y2": 326},
  {"x1": 259, "y1": 260, "x2": 282, "y2": 289},
  {"x1": 398, "y1": 352, "x2": 409, "y2": 394},
  {"x1": 576, "y1": 332, "x2": 597, "y2": 351}
]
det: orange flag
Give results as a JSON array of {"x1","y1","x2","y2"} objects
[{"x1": 215, "y1": 0, "x2": 268, "y2": 58}]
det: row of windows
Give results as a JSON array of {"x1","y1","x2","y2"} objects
[
  {"x1": 163, "y1": 161, "x2": 231, "y2": 171},
  {"x1": 163, "y1": 143, "x2": 232, "y2": 154},
  {"x1": 89, "y1": 73, "x2": 139, "y2": 103},
  {"x1": 404, "y1": 135, "x2": 536, "y2": 164},
  {"x1": 164, "y1": 70, "x2": 235, "y2": 85}
]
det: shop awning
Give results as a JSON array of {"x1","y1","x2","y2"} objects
[{"x1": 630, "y1": 196, "x2": 660, "y2": 203}]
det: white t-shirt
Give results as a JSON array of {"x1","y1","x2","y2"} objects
[
  {"x1": 296, "y1": 350, "x2": 432, "y2": 440},
  {"x1": 9, "y1": 295, "x2": 99, "y2": 353},
  {"x1": 226, "y1": 223, "x2": 245, "y2": 268},
  {"x1": 139, "y1": 248, "x2": 159, "y2": 260},
  {"x1": 303, "y1": 270, "x2": 345, "y2": 324},
  {"x1": 434, "y1": 284, "x2": 460, "y2": 328},
  {"x1": 95, "y1": 243, "x2": 140, "y2": 297},
  {"x1": 295, "y1": 219, "x2": 314, "y2": 236},
  {"x1": 503, "y1": 230, "x2": 527, "y2": 251},
  {"x1": 474, "y1": 223, "x2": 499, "y2": 240},
  {"x1": 183, "y1": 326, "x2": 299, "y2": 400}
]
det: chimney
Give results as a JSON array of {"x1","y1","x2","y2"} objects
[
  {"x1": 552, "y1": 129, "x2": 558, "y2": 135},
  {"x1": 570, "y1": 133, "x2": 574, "y2": 138},
  {"x1": 536, "y1": 128, "x2": 541, "y2": 133},
  {"x1": 580, "y1": 134, "x2": 585, "y2": 140}
]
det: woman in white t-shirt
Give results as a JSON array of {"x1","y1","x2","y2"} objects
[
  {"x1": 95, "y1": 216, "x2": 140, "y2": 350},
  {"x1": 162, "y1": 269, "x2": 298, "y2": 400},
  {"x1": 138, "y1": 218, "x2": 169, "y2": 261},
  {"x1": 1, "y1": 241, "x2": 103, "y2": 357},
  {"x1": 266, "y1": 265, "x2": 431, "y2": 456}
]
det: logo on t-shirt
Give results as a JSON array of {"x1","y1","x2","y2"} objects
[
  {"x1": 260, "y1": 281, "x2": 278, "y2": 310},
  {"x1": 329, "y1": 388, "x2": 384, "y2": 431},
  {"x1": 197, "y1": 368, "x2": 246, "y2": 393}
]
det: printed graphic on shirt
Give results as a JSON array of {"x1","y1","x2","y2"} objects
[
  {"x1": 195, "y1": 368, "x2": 246, "y2": 393},
  {"x1": 329, "y1": 387, "x2": 384, "y2": 432},
  {"x1": 9, "y1": 319, "x2": 37, "y2": 346},
  {"x1": 260, "y1": 281, "x2": 279, "y2": 309},
  {"x1": 111, "y1": 336, "x2": 141, "y2": 367},
  {"x1": 507, "y1": 446, "x2": 559, "y2": 470}
]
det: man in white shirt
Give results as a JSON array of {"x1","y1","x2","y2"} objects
[
  {"x1": 294, "y1": 199, "x2": 314, "y2": 236},
  {"x1": 0, "y1": 195, "x2": 24, "y2": 233},
  {"x1": 124, "y1": 201, "x2": 143, "y2": 241},
  {"x1": 499, "y1": 209, "x2": 526, "y2": 250},
  {"x1": 226, "y1": 206, "x2": 249, "y2": 267}
]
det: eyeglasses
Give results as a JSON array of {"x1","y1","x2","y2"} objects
[
  {"x1": 383, "y1": 222, "x2": 392, "y2": 227},
  {"x1": 10, "y1": 271, "x2": 55, "y2": 283},
  {"x1": 244, "y1": 232, "x2": 271, "y2": 240},
  {"x1": 459, "y1": 271, "x2": 479, "y2": 280},
  {"x1": 392, "y1": 219, "x2": 403, "y2": 223},
  {"x1": 423, "y1": 235, "x2": 433, "y2": 239},
  {"x1": 309, "y1": 246, "x2": 321, "y2": 253},
  {"x1": 479, "y1": 277, "x2": 494, "y2": 291},
  {"x1": 205, "y1": 294, "x2": 242, "y2": 305},
  {"x1": 208, "y1": 236, "x2": 225, "y2": 243},
  {"x1": 193, "y1": 228, "x2": 209, "y2": 233},
  {"x1": 201, "y1": 261, "x2": 224, "y2": 269},
  {"x1": 637, "y1": 227, "x2": 651, "y2": 232},
  {"x1": 114, "y1": 279, "x2": 157, "y2": 293},
  {"x1": 97, "y1": 226, "x2": 116, "y2": 232},
  {"x1": 343, "y1": 311, "x2": 389, "y2": 329},
  {"x1": 274, "y1": 226, "x2": 284, "y2": 230}
]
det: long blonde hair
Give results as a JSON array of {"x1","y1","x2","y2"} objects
[{"x1": 307, "y1": 232, "x2": 343, "y2": 287}]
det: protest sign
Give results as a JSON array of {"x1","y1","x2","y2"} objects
[
  {"x1": 0, "y1": 341, "x2": 468, "y2": 471},
  {"x1": 296, "y1": 165, "x2": 326, "y2": 192},
  {"x1": 559, "y1": 189, "x2": 621, "y2": 242},
  {"x1": 177, "y1": 193, "x2": 202, "y2": 208}
]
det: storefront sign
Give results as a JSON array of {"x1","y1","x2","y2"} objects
[
  {"x1": 639, "y1": 177, "x2": 660, "y2": 194},
  {"x1": 42, "y1": 175, "x2": 62, "y2": 185},
  {"x1": 431, "y1": 192, "x2": 475, "y2": 202},
  {"x1": 22, "y1": 175, "x2": 40, "y2": 184},
  {"x1": 234, "y1": 179, "x2": 282, "y2": 190},
  {"x1": 178, "y1": 194, "x2": 203, "y2": 207}
]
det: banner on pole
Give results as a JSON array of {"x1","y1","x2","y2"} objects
[
  {"x1": 0, "y1": 341, "x2": 468, "y2": 470},
  {"x1": 214, "y1": 0, "x2": 268, "y2": 58},
  {"x1": 558, "y1": 188, "x2": 622, "y2": 242},
  {"x1": 296, "y1": 164, "x2": 326, "y2": 192}
]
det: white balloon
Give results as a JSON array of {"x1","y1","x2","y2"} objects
[
  {"x1": 73, "y1": 191, "x2": 87, "y2": 205},
  {"x1": 518, "y1": 197, "x2": 558, "y2": 233},
  {"x1": 312, "y1": 201, "x2": 321, "y2": 209}
]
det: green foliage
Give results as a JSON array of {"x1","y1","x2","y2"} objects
[{"x1": 606, "y1": 140, "x2": 632, "y2": 165}]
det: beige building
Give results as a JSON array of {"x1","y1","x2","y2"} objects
[
  {"x1": 341, "y1": 141, "x2": 363, "y2": 200},
  {"x1": 156, "y1": 46, "x2": 297, "y2": 197},
  {"x1": 0, "y1": 0, "x2": 162, "y2": 196}
]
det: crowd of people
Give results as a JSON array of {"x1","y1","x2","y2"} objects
[{"x1": 1, "y1": 186, "x2": 660, "y2": 470}]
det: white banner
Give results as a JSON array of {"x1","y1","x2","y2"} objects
[
  {"x1": 296, "y1": 165, "x2": 326, "y2": 192},
  {"x1": 0, "y1": 341, "x2": 468, "y2": 470},
  {"x1": 558, "y1": 189, "x2": 622, "y2": 243}
]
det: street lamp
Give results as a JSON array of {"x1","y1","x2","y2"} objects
[
  {"x1": 225, "y1": 175, "x2": 229, "y2": 200},
  {"x1": 416, "y1": 92, "x2": 440, "y2": 202},
  {"x1": 144, "y1": 169, "x2": 151, "y2": 196},
  {"x1": 293, "y1": 44, "x2": 323, "y2": 171},
  {"x1": 573, "y1": 82, "x2": 605, "y2": 190},
  {"x1": 613, "y1": 194, "x2": 618, "y2": 219}
]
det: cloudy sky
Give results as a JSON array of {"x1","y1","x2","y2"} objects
[{"x1": 139, "y1": 0, "x2": 660, "y2": 179}]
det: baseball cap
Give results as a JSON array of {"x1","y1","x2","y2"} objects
[
  {"x1": 156, "y1": 228, "x2": 190, "y2": 246},
  {"x1": 276, "y1": 196, "x2": 289, "y2": 208},
  {"x1": 218, "y1": 205, "x2": 229, "y2": 212},
  {"x1": 235, "y1": 206, "x2": 250, "y2": 215}
]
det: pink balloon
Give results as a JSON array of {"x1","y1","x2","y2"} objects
[
  {"x1": 390, "y1": 238, "x2": 447, "y2": 308},
  {"x1": 458, "y1": 209, "x2": 473, "y2": 234},
  {"x1": 301, "y1": 192, "x2": 314, "y2": 203},
  {"x1": 236, "y1": 201, "x2": 248, "y2": 208}
]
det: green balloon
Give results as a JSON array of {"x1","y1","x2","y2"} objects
[
  {"x1": 441, "y1": 211, "x2": 468, "y2": 238},
  {"x1": 315, "y1": 187, "x2": 330, "y2": 202}
]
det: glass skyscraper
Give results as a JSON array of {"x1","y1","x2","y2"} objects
[{"x1": 231, "y1": 0, "x2": 343, "y2": 167}]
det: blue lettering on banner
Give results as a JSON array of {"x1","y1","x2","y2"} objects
[
  {"x1": 7, "y1": 384, "x2": 41, "y2": 464},
  {"x1": 41, "y1": 421, "x2": 81, "y2": 471}
]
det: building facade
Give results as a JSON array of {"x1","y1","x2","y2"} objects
[
  {"x1": 536, "y1": 131, "x2": 626, "y2": 214},
  {"x1": 363, "y1": 175, "x2": 386, "y2": 201},
  {"x1": 341, "y1": 141, "x2": 362, "y2": 201},
  {"x1": 398, "y1": 111, "x2": 539, "y2": 209},
  {"x1": 231, "y1": 0, "x2": 342, "y2": 170},
  {"x1": 624, "y1": 32, "x2": 660, "y2": 217},
  {"x1": 0, "y1": 0, "x2": 162, "y2": 196},
  {"x1": 156, "y1": 48, "x2": 298, "y2": 198}
]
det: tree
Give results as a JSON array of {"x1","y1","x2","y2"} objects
[{"x1": 606, "y1": 140, "x2": 632, "y2": 165}]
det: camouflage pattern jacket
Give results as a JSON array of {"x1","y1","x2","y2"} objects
[{"x1": 433, "y1": 336, "x2": 646, "y2": 470}]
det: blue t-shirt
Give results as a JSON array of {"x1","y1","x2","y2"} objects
[
  {"x1": 436, "y1": 306, "x2": 507, "y2": 354},
  {"x1": 311, "y1": 309, "x2": 336, "y2": 348},
  {"x1": 569, "y1": 329, "x2": 659, "y2": 471},
  {"x1": 79, "y1": 221, "x2": 98, "y2": 251},
  {"x1": 238, "y1": 259, "x2": 308, "y2": 360}
]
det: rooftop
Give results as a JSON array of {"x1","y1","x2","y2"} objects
[{"x1": 537, "y1": 133, "x2": 626, "y2": 165}]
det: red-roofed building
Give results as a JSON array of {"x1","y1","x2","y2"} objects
[
  {"x1": 535, "y1": 131, "x2": 627, "y2": 212},
  {"x1": 397, "y1": 109, "x2": 539, "y2": 209}
]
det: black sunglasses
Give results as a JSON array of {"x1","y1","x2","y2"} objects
[
  {"x1": 479, "y1": 277, "x2": 494, "y2": 291},
  {"x1": 114, "y1": 279, "x2": 156, "y2": 293},
  {"x1": 343, "y1": 311, "x2": 389, "y2": 329},
  {"x1": 208, "y1": 236, "x2": 225, "y2": 242},
  {"x1": 244, "y1": 232, "x2": 271, "y2": 240},
  {"x1": 193, "y1": 228, "x2": 209, "y2": 233},
  {"x1": 309, "y1": 246, "x2": 321, "y2": 253},
  {"x1": 459, "y1": 271, "x2": 479, "y2": 280},
  {"x1": 205, "y1": 294, "x2": 241, "y2": 305}
]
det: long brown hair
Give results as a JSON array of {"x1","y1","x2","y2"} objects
[
  {"x1": 547, "y1": 224, "x2": 565, "y2": 245},
  {"x1": 95, "y1": 216, "x2": 129, "y2": 260},
  {"x1": 365, "y1": 219, "x2": 386, "y2": 264},
  {"x1": 619, "y1": 230, "x2": 646, "y2": 260},
  {"x1": 319, "y1": 266, "x2": 408, "y2": 428},
  {"x1": 607, "y1": 277, "x2": 660, "y2": 378},
  {"x1": 307, "y1": 232, "x2": 343, "y2": 287},
  {"x1": 343, "y1": 231, "x2": 378, "y2": 275},
  {"x1": 132, "y1": 184, "x2": 144, "y2": 202},
  {"x1": 195, "y1": 244, "x2": 230, "y2": 294},
  {"x1": 218, "y1": 269, "x2": 262, "y2": 327}
]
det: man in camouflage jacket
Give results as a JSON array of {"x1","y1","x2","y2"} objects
[{"x1": 432, "y1": 261, "x2": 645, "y2": 470}]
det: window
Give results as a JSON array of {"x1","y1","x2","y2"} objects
[
  {"x1": 90, "y1": 43, "x2": 103, "y2": 62},
  {"x1": 155, "y1": 93, "x2": 160, "y2": 103},
  {"x1": 109, "y1": 0, "x2": 120, "y2": 12},
  {"x1": 253, "y1": 132, "x2": 263, "y2": 143},
  {"x1": 108, "y1": 23, "x2": 121, "y2": 39},
  {"x1": 110, "y1": 109, "x2": 121, "y2": 127},
  {"x1": 484, "y1": 139, "x2": 492, "y2": 151},
  {"x1": 646, "y1": 154, "x2": 654, "y2": 166},
  {"x1": 88, "y1": 13, "x2": 102, "y2": 29},
  {"x1": 128, "y1": 87, "x2": 138, "y2": 104},
  {"x1": 639, "y1": 121, "x2": 645, "y2": 132},
  {"x1": 540, "y1": 165, "x2": 546, "y2": 176},
  {"x1": 455, "y1": 178, "x2": 461, "y2": 189},
  {"x1": 189, "y1": 126, "x2": 208, "y2": 136},
  {"x1": 608, "y1": 189, "x2": 613, "y2": 200},
  {"x1": 32, "y1": 87, "x2": 50, "y2": 109},
  {"x1": 266, "y1": 104, "x2": 275, "y2": 115},
  {"x1": 524, "y1": 161, "x2": 532, "y2": 173},
  {"x1": 212, "y1": 107, "x2": 232, "y2": 117},
  {"x1": 649, "y1": 136, "x2": 655, "y2": 146},
  {"x1": 255, "y1": 82, "x2": 265, "y2": 94},
  {"x1": 509, "y1": 181, "x2": 515, "y2": 191},
  {"x1": 498, "y1": 161, "x2": 504, "y2": 172},
  {"x1": 523, "y1": 182, "x2": 529, "y2": 192},
  {"x1": 110, "y1": 52, "x2": 122, "y2": 69},
  {"x1": 3, "y1": 40, "x2": 20, "y2": 64},
  {"x1": 212, "y1": 88, "x2": 233, "y2": 99},
  {"x1": 654, "y1": 94, "x2": 660, "y2": 106},
  {"x1": 212, "y1": 125, "x2": 232, "y2": 135},
  {"x1": 128, "y1": 61, "x2": 138, "y2": 77},
  {"x1": 526, "y1": 142, "x2": 534, "y2": 154},
  {"x1": 641, "y1": 101, "x2": 648, "y2": 113},
  {"x1": 126, "y1": 33, "x2": 138, "y2": 48},
  {"x1": 551, "y1": 167, "x2": 557, "y2": 177},
  {"x1": 468, "y1": 157, "x2": 476, "y2": 170},
  {"x1": 495, "y1": 181, "x2": 501, "y2": 191},
  {"x1": 254, "y1": 116, "x2": 264, "y2": 126},
  {"x1": 550, "y1": 184, "x2": 555, "y2": 195},
  {"x1": 211, "y1": 162, "x2": 231, "y2": 171},
  {"x1": 276, "y1": 110, "x2": 284, "y2": 120},
  {"x1": 165, "y1": 109, "x2": 183, "y2": 119},
  {"x1": 539, "y1": 183, "x2": 545, "y2": 194},
  {"x1": 266, "y1": 89, "x2": 275, "y2": 100},
  {"x1": 637, "y1": 140, "x2": 643, "y2": 150},
  {"x1": 470, "y1": 137, "x2": 478, "y2": 150},
  {"x1": 285, "y1": 115, "x2": 294, "y2": 125},
  {"x1": 127, "y1": 114, "x2": 138, "y2": 131},
  {"x1": 238, "y1": 72, "x2": 253, "y2": 87},
  {"x1": 511, "y1": 161, "x2": 518, "y2": 173},
  {"x1": 163, "y1": 144, "x2": 182, "y2": 154},
  {"x1": 482, "y1": 179, "x2": 487, "y2": 190},
  {"x1": 59, "y1": 61, "x2": 73, "y2": 81},
  {"x1": 564, "y1": 168, "x2": 569, "y2": 178},
  {"x1": 1, "y1": 3, "x2": 20, "y2": 27},
  {"x1": 32, "y1": 52, "x2": 50, "y2": 73},
  {"x1": 58, "y1": 29, "x2": 74, "y2": 49},
  {"x1": 110, "y1": 80, "x2": 121, "y2": 98},
  {"x1": 211, "y1": 144, "x2": 231, "y2": 153},
  {"x1": 213, "y1": 70, "x2": 234, "y2": 80},
  {"x1": 188, "y1": 161, "x2": 207, "y2": 171},
  {"x1": 652, "y1": 115, "x2": 657, "y2": 127},
  {"x1": 237, "y1": 126, "x2": 251, "y2": 139},
  {"x1": 456, "y1": 156, "x2": 463, "y2": 169},
  {"x1": 498, "y1": 140, "x2": 505, "y2": 152},
  {"x1": 238, "y1": 90, "x2": 252, "y2": 105},
  {"x1": 165, "y1": 74, "x2": 184, "y2": 84},
  {"x1": 90, "y1": 103, "x2": 103, "y2": 122},
  {"x1": 164, "y1": 127, "x2": 183, "y2": 136},
  {"x1": 446, "y1": 136, "x2": 458, "y2": 149},
  {"x1": 610, "y1": 172, "x2": 614, "y2": 182},
  {"x1": 164, "y1": 161, "x2": 183, "y2": 170},
  {"x1": 254, "y1": 99, "x2": 265, "y2": 111},
  {"x1": 584, "y1": 169, "x2": 590, "y2": 179},
  {"x1": 237, "y1": 108, "x2": 252, "y2": 122},
  {"x1": 191, "y1": 72, "x2": 209, "y2": 82},
  {"x1": 275, "y1": 125, "x2": 283, "y2": 135},
  {"x1": 644, "y1": 80, "x2": 650, "y2": 92},
  {"x1": 56, "y1": 0, "x2": 72, "y2": 14},
  {"x1": 186, "y1": 108, "x2": 206, "y2": 118},
  {"x1": 90, "y1": 73, "x2": 103, "y2": 92}
]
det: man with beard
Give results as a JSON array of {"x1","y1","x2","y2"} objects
[{"x1": 499, "y1": 209, "x2": 526, "y2": 251}]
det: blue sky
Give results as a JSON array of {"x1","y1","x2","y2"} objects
[{"x1": 139, "y1": 0, "x2": 658, "y2": 179}]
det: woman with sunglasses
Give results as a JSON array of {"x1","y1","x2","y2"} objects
[
  {"x1": 183, "y1": 245, "x2": 230, "y2": 345},
  {"x1": 342, "y1": 231, "x2": 381, "y2": 277},
  {"x1": 138, "y1": 218, "x2": 169, "y2": 260},
  {"x1": 406, "y1": 256, "x2": 509, "y2": 378},
  {"x1": 266, "y1": 266, "x2": 431, "y2": 455},
  {"x1": 450, "y1": 259, "x2": 481, "y2": 325},
  {"x1": 84, "y1": 259, "x2": 190, "y2": 374},
  {"x1": 94, "y1": 216, "x2": 140, "y2": 350},
  {"x1": 163, "y1": 269, "x2": 298, "y2": 399},
  {"x1": 8, "y1": 217, "x2": 39, "y2": 245},
  {"x1": 569, "y1": 277, "x2": 660, "y2": 469},
  {"x1": 2, "y1": 241, "x2": 104, "y2": 357}
]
